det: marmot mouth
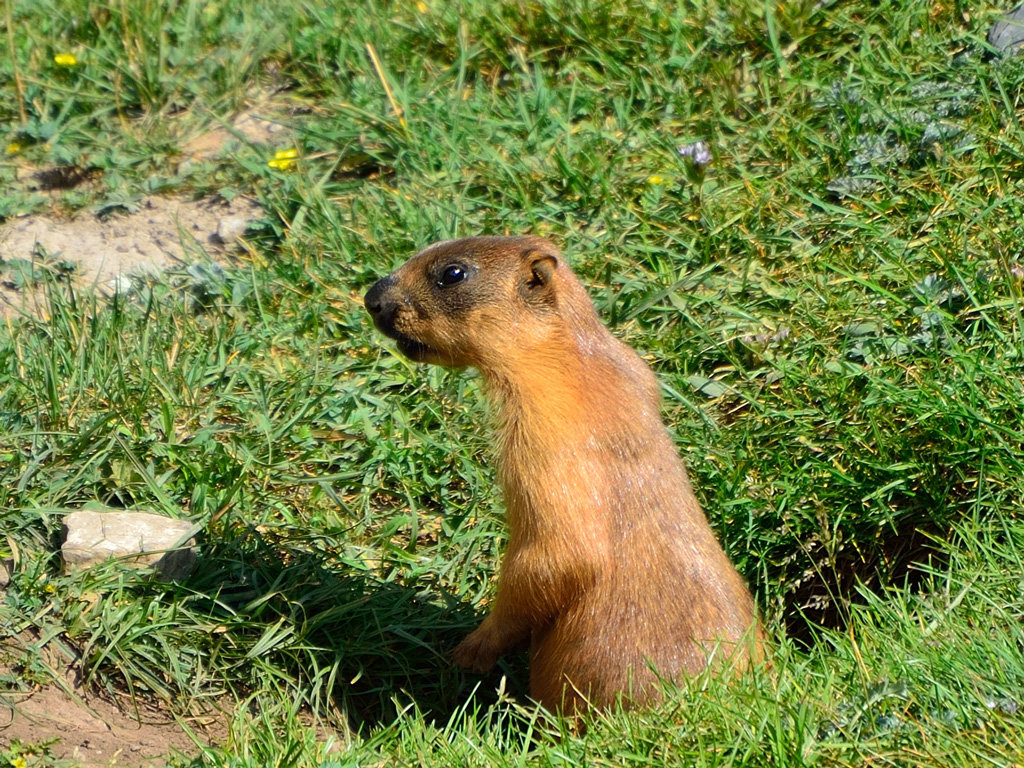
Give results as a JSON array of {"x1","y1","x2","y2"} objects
[
  {"x1": 369, "y1": 315, "x2": 435, "y2": 361},
  {"x1": 394, "y1": 334, "x2": 433, "y2": 361}
]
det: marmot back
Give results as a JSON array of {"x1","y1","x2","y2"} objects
[{"x1": 364, "y1": 236, "x2": 759, "y2": 713}]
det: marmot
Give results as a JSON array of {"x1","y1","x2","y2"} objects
[{"x1": 364, "y1": 236, "x2": 759, "y2": 713}]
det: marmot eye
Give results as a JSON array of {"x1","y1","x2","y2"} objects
[{"x1": 437, "y1": 264, "x2": 467, "y2": 287}]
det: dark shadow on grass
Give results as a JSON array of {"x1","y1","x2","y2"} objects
[{"x1": 182, "y1": 523, "x2": 530, "y2": 732}]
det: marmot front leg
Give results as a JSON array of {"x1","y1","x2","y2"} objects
[{"x1": 453, "y1": 586, "x2": 532, "y2": 673}]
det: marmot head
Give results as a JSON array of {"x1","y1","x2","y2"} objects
[{"x1": 364, "y1": 236, "x2": 578, "y2": 368}]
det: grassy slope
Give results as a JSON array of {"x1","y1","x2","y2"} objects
[{"x1": 2, "y1": 0, "x2": 1023, "y2": 765}]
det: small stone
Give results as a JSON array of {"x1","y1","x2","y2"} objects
[
  {"x1": 62, "y1": 510, "x2": 199, "y2": 580},
  {"x1": 103, "y1": 274, "x2": 135, "y2": 296},
  {"x1": 214, "y1": 216, "x2": 251, "y2": 245},
  {"x1": 989, "y1": 3, "x2": 1024, "y2": 53}
]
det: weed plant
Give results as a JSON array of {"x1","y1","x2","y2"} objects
[{"x1": 2, "y1": 0, "x2": 1023, "y2": 765}]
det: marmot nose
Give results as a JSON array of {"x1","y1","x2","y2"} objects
[
  {"x1": 363, "y1": 276, "x2": 392, "y2": 317},
  {"x1": 364, "y1": 274, "x2": 400, "y2": 331}
]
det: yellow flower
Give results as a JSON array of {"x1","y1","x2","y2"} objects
[
  {"x1": 54, "y1": 53, "x2": 78, "y2": 66},
  {"x1": 12, "y1": 757, "x2": 27, "y2": 768},
  {"x1": 5, "y1": 142, "x2": 22, "y2": 155},
  {"x1": 647, "y1": 175, "x2": 665, "y2": 185},
  {"x1": 416, "y1": 1, "x2": 428, "y2": 11},
  {"x1": 267, "y1": 148, "x2": 298, "y2": 170}
]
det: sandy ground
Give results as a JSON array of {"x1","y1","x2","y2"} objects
[
  {"x1": 0, "y1": 193, "x2": 264, "y2": 318},
  {"x1": 0, "y1": 100, "x2": 287, "y2": 319},
  {"x1": 0, "y1": 629, "x2": 225, "y2": 767}
]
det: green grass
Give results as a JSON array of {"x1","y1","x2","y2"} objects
[{"x1": 2, "y1": 0, "x2": 1024, "y2": 765}]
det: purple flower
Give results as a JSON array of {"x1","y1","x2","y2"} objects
[{"x1": 678, "y1": 140, "x2": 712, "y2": 168}]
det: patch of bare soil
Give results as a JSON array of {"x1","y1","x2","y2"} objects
[
  {"x1": 1, "y1": 685, "x2": 210, "y2": 767},
  {"x1": 180, "y1": 99, "x2": 291, "y2": 163},
  {"x1": 0, "y1": 194, "x2": 263, "y2": 319},
  {"x1": 1, "y1": 633, "x2": 224, "y2": 767},
  {"x1": 0, "y1": 97, "x2": 297, "y2": 320}
]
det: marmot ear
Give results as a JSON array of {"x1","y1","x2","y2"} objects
[{"x1": 524, "y1": 252, "x2": 557, "y2": 291}]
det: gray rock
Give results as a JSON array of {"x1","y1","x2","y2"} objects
[
  {"x1": 214, "y1": 215, "x2": 252, "y2": 245},
  {"x1": 989, "y1": 3, "x2": 1024, "y2": 53},
  {"x1": 62, "y1": 510, "x2": 199, "y2": 580}
]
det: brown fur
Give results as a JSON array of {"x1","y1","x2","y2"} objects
[{"x1": 364, "y1": 236, "x2": 759, "y2": 713}]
